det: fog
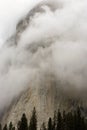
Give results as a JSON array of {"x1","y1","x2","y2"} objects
[{"x1": 0, "y1": 0, "x2": 87, "y2": 112}]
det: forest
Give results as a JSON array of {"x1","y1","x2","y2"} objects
[{"x1": 1, "y1": 107, "x2": 87, "y2": 130}]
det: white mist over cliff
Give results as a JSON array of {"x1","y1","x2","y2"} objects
[
  {"x1": 0, "y1": 0, "x2": 87, "y2": 114},
  {"x1": 0, "y1": 0, "x2": 42, "y2": 45}
]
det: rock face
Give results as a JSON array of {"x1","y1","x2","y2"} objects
[
  {"x1": 2, "y1": 73, "x2": 87, "y2": 128},
  {"x1": 1, "y1": 74, "x2": 59, "y2": 124},
  {"x1": 1, "y1": 74, "x2": 76, "y2": 127}
]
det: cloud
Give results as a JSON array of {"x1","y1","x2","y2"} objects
[{"x1": 0, "y1": 0, "x2": 43, "y2": 43}]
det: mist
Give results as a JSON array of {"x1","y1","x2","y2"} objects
[{"x1": 0, "y1": 0, "x2": 87, "y2": 112}]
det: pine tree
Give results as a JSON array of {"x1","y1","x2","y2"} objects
[
  {"x1": 62, "y1": 111, "x2": 67, "y2": 130},
  {"x1": 66, "y1": 112, "x2": 73, "y2": 130},
  {"x1": 18, "y1": 113, "x2": 28, "y2": 130},
  {"x1": 76, "y1": 107, "x2": 81, "y2": 130},
  {"x1": 52, "y1": 111, "x2": 57, "y2": 130},
  {"x1": 0, "y1": 123, "x2": 2, "y2": 130},
  {"x1": 48, "y1": 118, "x2": 52, "y2": 130},
  {"x1": 56, "y1": 109, "x2": 62, "y2": 130},
  {"x1": 80, "y1": 117, "x2": 86, "y2": 130},
  {"x1": 3, "y1": 124, "x2": 8, "y2": 130},
  {"x1": 29, "y1": 107, "x2": 37, "y2": 130},
  {"x1": 9, "y1": 122, "x2": 13, "y2": 130}
]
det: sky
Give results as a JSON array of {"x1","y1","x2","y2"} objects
[{"x1": 0, "y1": 0, "x2": 87, "y2": 113}]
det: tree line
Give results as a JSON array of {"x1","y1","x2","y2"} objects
[{"x1": 1, "y1": 107, "x2": 87, "y2": 130}]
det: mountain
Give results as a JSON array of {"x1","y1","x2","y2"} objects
[{"x1": 1, "y1": 0, "x2": 87, "y2": 128}]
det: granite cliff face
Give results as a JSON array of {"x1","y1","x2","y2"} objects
[
  {"x1": 2, "y1": 74, "x2": 85, "y2": 127},
  {"x1": 2, "y1": 73, "x2": 87, "y2": 127}
]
